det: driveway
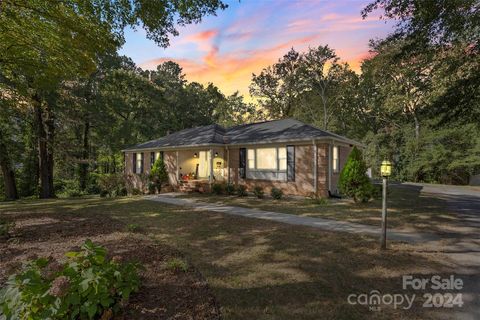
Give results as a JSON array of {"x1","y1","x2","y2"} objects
[{"x1": 400, "y1": 183, "x2": 480, "y2": 320}]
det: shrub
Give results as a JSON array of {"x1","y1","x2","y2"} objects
[
  {"x1": 147, "y1": 182, "x2": 156, "y2": 195},
  {"x1": 97, "y1": 173, "x2": 126, "y2": 197},
  {"x1": 253, "y1": 186, "x2": 264, "y2": 199},
  {"x1": 237, "y1": 185, "x2": 248, "y2": 197},
  {"x1": 165, "y1": 258, "x2": 188, "y2": 273},
  {"x1": 126, "y1": 223, "x2": 140, "y2": 233},
  {"x1": 225, "y1": 184, "x2": 236, "y2": 195},
  {"x1": 211, "y1": 183, "x2": 224, "y2": 195},
  {"x1": 99, "y1": 190, "x2": 109, "y2": 198},
  {"x1": 307, "y1": 194, "x2": 328, "y2": 205},
  {"x1": 270, "y1": 187, "x2": 283, "y2": 200},
  {"x1": 338, "y1": 147, "x2": 374, "y2": 203},
  {"x1": 150, "y1": 157, "x2": 168, "y2": 193},
  {"x1": 131, "y1": 188, "x2": 142, "y2": 196},
  {"x1": 0, "y1": 240, "x2": 140, "y2": 320},
  {"x1": 0, "y1": 219, "x2": 14, "y2": 238}
]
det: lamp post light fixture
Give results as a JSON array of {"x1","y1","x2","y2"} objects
[
  {"x1": 380, "y1": 160, "x2": 392, "y2": 250},
  {"x1": 193, "y1": 153, "x2": 197, "y2": 158}
]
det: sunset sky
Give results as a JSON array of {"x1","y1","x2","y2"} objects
[{"x1": 119, "y1": 0, "x2": 393, "y2": 98}]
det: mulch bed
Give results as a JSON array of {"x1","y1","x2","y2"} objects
[{"x1": 0, "y1": 211, "x2": 220, "y2": 320}]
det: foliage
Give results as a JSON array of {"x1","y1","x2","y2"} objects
[
  {"x1": 270, "y1": 187, "x2": 283, "y2": 200},
  {"x1": 237, "y1": 185, "x2": 248, "y2": 197},
  {"x1": 211, "y1": 183, "x2": 224, "y2": 195},
  {"x1": 253, "y1": 186, "x2": 264, "y2": 199},
  {"x1": 97, "y1": 174, "x2": 126, "y2": 197},
  {"x1": 338, "y1": 147, "x2": 374, "y2": 203},
  {"x1": 225, "y1": 184, "x2": 236, "y2": 195},
  {"x1": 0, "y1": 240, "x2": 140, "y2": 320},
  {"x1": 165, "y1": 258, "x2": 189, "y2": 273},
  {"x1": 150, "y1": 157, "x2": 169, "y2": 193},
  {"x1": 126, "y1": 223, "x2": 141, "y2": 233},
  {"x1": 131, "y1": 188, "x2": 142, "y2": 196},
  {"x1": 0, "y1": 219, "x2": 14, "y2": 238}
]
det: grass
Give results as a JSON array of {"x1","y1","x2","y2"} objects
[
  {"x1": 0, "y1": 196, "x2": 459, "y2": 319},
  {"x1": 178, "y1": 185, "x2": 460, "y2": 233}
]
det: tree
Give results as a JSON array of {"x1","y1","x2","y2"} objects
[
  {"x1": 150, "y1": 157, "x2": 169, "y2": 192},
  {"x1": 0, "y1": 0, "x2": 227, "y2": 199},
  {"x1": 338, "y1": 147, "x2": 374, "y2": 203}
]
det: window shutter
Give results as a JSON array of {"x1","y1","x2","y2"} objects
[
  {"x1": 160, "y1": 151, "x2": 164, "y2": 162},
  {"x1": 150, "y1": 152, "x2": 155, "y2": 168},
  {"x1": 132, "y1": 153, "x2": 137, "y2": 174},
  {"x1": 287, "y1": 145, "x2": 295, "y2": 182},
  {"x1": 239, "y1": 148, "x2": 246, "y2": 179},
  {"x1": 140, "y1": 153, "x2": 144, "y2": 173}
]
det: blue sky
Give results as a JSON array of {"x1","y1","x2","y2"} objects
[{"x1": 119, "y1": 0, "x2": 393, "y2": 97}]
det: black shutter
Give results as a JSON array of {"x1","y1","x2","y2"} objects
[
  {"x1": 287, "y1": 145, "x2": 295, "y2": 182},
  {"x1": 132, "y1": 153, "x2": 137, "y2": 174},
  {"x1": 140, "y1": 153, "x2": 144, "y2": 173},
  {"x1": 160, "y1": 151, "x2": 164, "y2": 162},
  {"x1": 239, "y1": 148, "x2": 246, "y2": 179},
  {"x1": 150, "y1": 152, "x2": 155, "y2": 168}
]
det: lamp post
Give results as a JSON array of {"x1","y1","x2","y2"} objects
[{"x1": 380, "y1": 160, "x2": 392, "y2": 250}]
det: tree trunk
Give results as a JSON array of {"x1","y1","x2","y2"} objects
[
  {"x1": 34, "y1": 94, "x2": 55, "y2": 198},
  {"x1": 0, "y1": 129, "x2": 18, "y2": 200},
  {"x1": 79, "y1": 115, "x2": 90, "y2": 190}
]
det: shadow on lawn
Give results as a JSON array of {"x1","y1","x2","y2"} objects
[{"x1": 110, "y1": 200, "x2": 465, "y2": 320}]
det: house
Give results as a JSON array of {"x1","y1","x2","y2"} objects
[{"x1": 122, "y1": 118, "x2": 361, "y2": 197}]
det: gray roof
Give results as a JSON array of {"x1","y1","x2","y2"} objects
[{"x1": 124, "y1": 119, "x2": 360, "y2": 151}]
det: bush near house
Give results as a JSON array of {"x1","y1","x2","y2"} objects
[
  {"x1": 237, "y1": 185, "x2": 248, "y2": 197},
  {"x1": 0, "y1": 240, "x2": 140, "y2": 320},
  {"x1": 338, "y1": 147, "x2": 375, "y2": 203},
  {"x1": 225, "y1": 184, "x2": 236, "y2": 195},
  {"x1": 211, "y1": 183, "x2": 224, "y2": 195},
  {"x1": 253, "y1": 186, "x2": 264, "y2": 199},
  {"x1": 150, "y1": 157, "x2": 169, "y2": 193},
  {"x1": 270, "y1": 187, "x2": 283, "y2": 200},
  {"x1": 97, "y1": 173, "x2": 127, "y2": 197}
]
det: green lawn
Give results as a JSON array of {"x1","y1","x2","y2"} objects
[
  {"x1": 178, "y1": 185, "x2": 459, "y2": 233},
  {"x1": 0, "y1": 197, "x2": 457, "y2": 319}
]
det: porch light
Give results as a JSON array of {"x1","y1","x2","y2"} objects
[
  {"x1": 380, "y1": 160, "x2": 392, "y2": 177},
  {"x1": 193, "y1": 153, "x2": 197, "y2": 158},
  {"x1": 214, "y1": 152, "x2": 219, "y2": 157}
]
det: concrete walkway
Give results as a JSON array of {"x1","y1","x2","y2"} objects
[{"x1": 145, "y1": 194, "x2": 437, "y2": 243}]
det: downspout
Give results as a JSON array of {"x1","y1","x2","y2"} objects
[
  {"x1": 328, "y1": 140, "x2": 332, "y2": 192},
  {"x1": 313, "y1": 140, "x2": 318, "y2": 195},
  {"x1": 176, "y1": 151, "x2": 179, "y2": 186}
]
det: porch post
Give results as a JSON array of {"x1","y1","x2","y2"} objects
[
  {"x1": 209, "y1": 148, "x2": 214, "y2": 184},
  {"x1": 226, "y1": 147, "x2": 230, "y2": 184}
]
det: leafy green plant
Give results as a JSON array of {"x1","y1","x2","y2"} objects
[
  {"x1": 0, "y1": 219, "x2": 14, "y2": 238},
  {"x1": 211, "y1": 183, "x2": 224, "y2": 195},
  {"x1": 270, "y1": 187, "x2": 283, "y2": 200},
  {"x1": 253, "y1": 186, "x2": 264, "y2": 199},
  {"x1": 0, "y1": 240, "x2": 141, "y2": 320},
  {"x1": 165, "y1": 258, "x2": 188, "y2": 273},
  {"x1": 237, "y1": 185, "x2": 248, "y2": 197},
  {"x1": 131, "y1": 188, "x2": 142, "y2": 196},
  {"x1": 126, "y1": 223, "x2": 140, "y2": 233},
  {"x1": 97, "y1": 173, "x2": 126, "y2": 197},
  {"x1": 307, "y1": 194, "x2": 328, "y2": 205},
  {"x1": 225, "y1": 184, "x2": 236, "y2": 195},
  {"x1": 338, "y1": 147, "x2": 374, "y2": 203},
  {"x1": 150, "y1": 157, "x2": 168, "y2": 193},
  {"x1": 147, "y1": 182, "x2": 156, "y2": 195}
]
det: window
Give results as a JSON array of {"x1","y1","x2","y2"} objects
[
  {"x1": 256, "y1": 148, "x2": 277, "y2": 170},
  {"x1": 136, "y1": 153, "x2": 143, "y2": 174},
  {"x1": 155, "y1": 151, "x2": 161, "y2": 161},
  {"x1": 333, "y1": 146, "x2": 339, "y2": 173},
  {"x1": 247, "y1": 149, "x2": 255, "y2": 169},
  {"x1": 278, "y1": 147, "x2": 287, "y2": 170},
  {"x1": 246, "y1": 147, "x2": 287, "y2": 171}
]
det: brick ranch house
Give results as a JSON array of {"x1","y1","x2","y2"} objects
[{"x1": 122, "y1": 118, "x2": 361, "y2": 197}]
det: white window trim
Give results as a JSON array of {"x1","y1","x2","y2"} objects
[
  {"x1": 333, "y1": 145, "x2": 340, "y2": 173},
  {"x1": 247, "y1": 146, "x2": 287, "y2": 172}
]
